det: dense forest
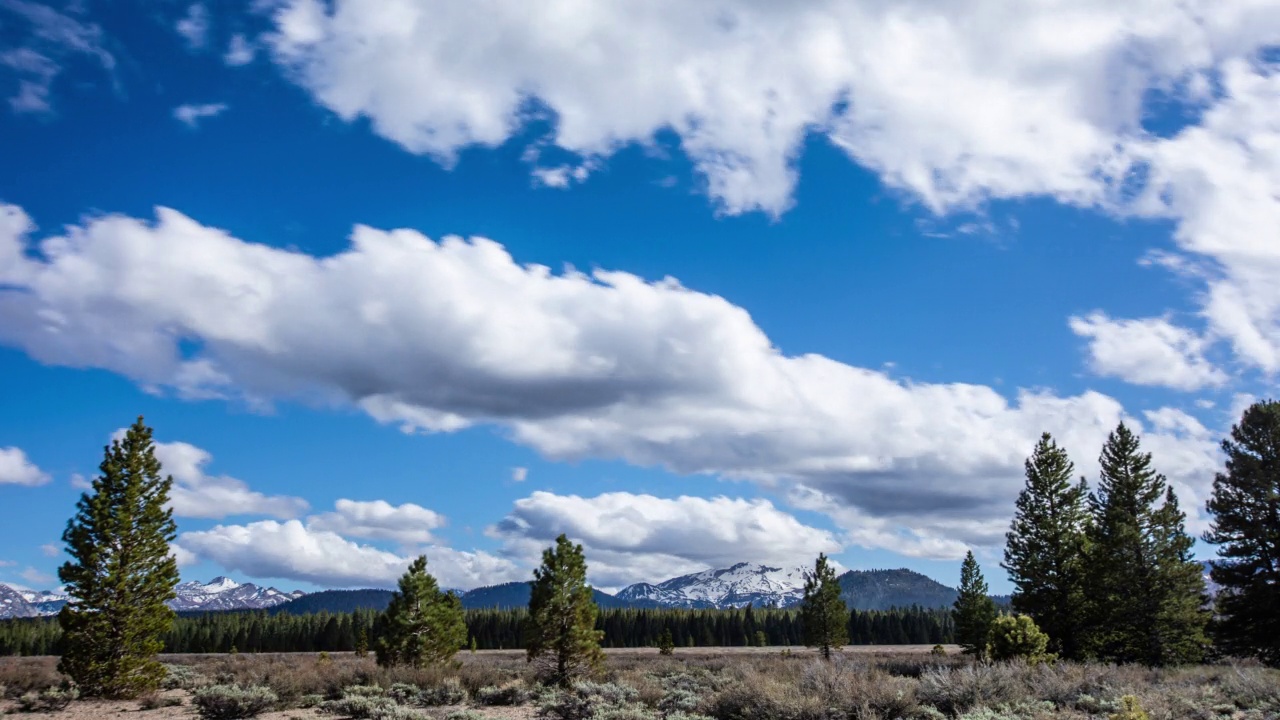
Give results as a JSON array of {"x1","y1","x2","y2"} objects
[{"x1": 0, "y1": 604, "x2": 953, "y2": 656}]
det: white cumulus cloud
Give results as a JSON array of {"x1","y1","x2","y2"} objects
[
  {"x1": 176, "y1": 3, "x2": 210, "y2": 49},
  {"x1": 0, "y1": 203, "x2": 1223, "y2": 555},
  {"x1": 0, "y1": 446, "x2": 49, "y2": 486},
  {"x1": 177, "y1": 518, "x2": 520, "y2": 589},
  {"x1": 1069, "y1": 312, "x2": 1228, "y2": 391},
  {"x1": 308, "y1": 498, "x2": 446, "y2": 545},
  {"x1": 490, "y1": 491, "x2": 842, "y2": 588}
]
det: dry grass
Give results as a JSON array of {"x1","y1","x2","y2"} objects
[{"x1": 2, "y1": 649, "x2": 1278, "y2": 719}]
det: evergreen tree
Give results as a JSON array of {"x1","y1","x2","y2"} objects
[
  {"x1": 800, "y1": 553, "x2": 848, "y2": 660},
  {"x1": 524, "y1": 534, "x2": 603, "y2": 686},
  {"x1": 58, "y1": 417, "x2": 180, "y2": 698},
  {"x1": 657, "y1": 627, "x2": 675, "y2": 655},
  {"x1": 374, "y1": 556, "x2": 466, "y2": 668},
  {"x1": 952, "y1": 551, "x2": 996, "y2": 659},
  {"x1": 1003, "y1": 433, "x2": 1090, "y2": 659},
  {"x1": 1085, "y1": 423, "x2": 1208, "y2": 665},
  {"x1": 1203, "y1": 400, "x2": 1280, "y2": 666}
]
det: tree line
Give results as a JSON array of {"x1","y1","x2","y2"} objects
[
  {"x1": 950, "y1": 402, "x2": 1280, "y2": 667},
  {"x1": 0, "y1": 603, "x2": 955, "y2": 657}
]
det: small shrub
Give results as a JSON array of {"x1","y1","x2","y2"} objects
[
  {"x1": 140, "y1": 693, "x2": 184, "y2": 710},
  {"x1": 162, "y1": 663, "x2": 208, "y2": 690},
  {"x1": 418, "y1": 677, "x2": 467, "y2": 706},
  {"x1": 298, "y1": 694, "x2": 325, "y2": 708},
  {"x1": 320, "y1": 695, "x2": 401, "y2": 718},
  {"x1": 15, "y1": 684, "x2": 77, "y2": 713},
  {"x1": 387, "y1": 683, "x2": 421, "y2": 704},
  {"x1": 445, "y1": 711, "x2": 488, "y2": 720},
  {"x1": 1109, "y1": 695, "x2": 1149, "y2": 720},
  {"x1": 918, "y1": 665, "x2": 1022, "y2": 716},
  {"x1": 192, "y1": 684, "x2": 279, "y2": 719},
  {"x1": 345, "y1": 685, "x2": 388, "y2": 698},
  {"x1": 931, "y1": 645, "x2": 948, "y2": 656},
  {"x1": 538, "y1": 682, "x2": 640, "y2": 720},
  {"x1": 988, "y1": 615, "x2": 1054, "y2": 664},
  {"x1": 476, "y1": 681, "x2": 534, "y2": 706}
]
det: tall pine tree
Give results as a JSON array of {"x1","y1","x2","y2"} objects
[
  {"x1": 1085, "y1": 423, "x2": 1208, "y2": 665},
  {"x1": 524, "y1": 534, "x2": 603, "y2": 686},
  {"x1": 58, "y1": 417, "x2": 180, "y2": 698},
  {"x1": 374, "y1": 555, "x2": 466, "y2": 668},
  {"x1": 952, "y1": 551, "x2": 996, "y2": 659},
  {"x1": 1203, "y1": 400, "x2": 1280, "y2": 666},
  {"x1": 801, "y1": 553, "x2": 848, "y2": 660},
  {"x1": 1003, "y1": 433, "x2": 1090, "y2": 659}
]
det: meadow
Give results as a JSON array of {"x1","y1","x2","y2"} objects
[{"x1": 3, "y1": 646, "x2": 1279, "y2": 720}]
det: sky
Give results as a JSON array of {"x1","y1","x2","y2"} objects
[{"x1": 0, "y1": 0, "x2": 1278, "y2": 596}]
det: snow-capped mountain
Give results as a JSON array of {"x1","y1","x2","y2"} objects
[
  {"x1": 617, "y1": 562, "x2": 810, "y2": 609},
  {"x1": 0, "y1": 584, "x2": 41, "y2": 619},
  {"x1": 17, "y1": 588, "x2": 69, "y2": 615},
  {"x1": 0, "y1": 577, "x2": 304, "y2": 619},
  {"x1": 171, "y1": 577, "x2": 304, "y2": 611}
]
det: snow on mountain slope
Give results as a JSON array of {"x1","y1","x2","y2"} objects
[
  {"x1": 618, "y1": 562, "x2": 809, "y2": 609},
  {"x1": 0, "y1": 577, "x2": 303, "y2": 618},
  {"x1": 0, "y1": 584, "x2": 40, "y2": 619}
]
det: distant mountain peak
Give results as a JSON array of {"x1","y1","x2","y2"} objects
[{"x1": 0, "y1": 576, "x2": 302, "y2": 619}]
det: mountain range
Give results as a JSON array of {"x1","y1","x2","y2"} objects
[
  {"x1": 11, "y1": 560, "x2": 1217, "y2": 620},
  {"x1": 0, "y1": 577, "x2": 302, "y2": 619}
]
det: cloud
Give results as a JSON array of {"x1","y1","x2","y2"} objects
[
  {"x1": 176, "y1": 518, "x2": 520, "y2": 588},
  {"x1": 68, "y1": 472, "x2": 90, "y2": 490},
  {"x1": 258, "y1": 0, "x2": 1277, "y2": 216},
  {"x1": 511, "y1": 467, "x2": 528, "y2": 482},
  {"x1": 176, "y1": 3, "x2": 210, "y2": 50},
  {"x1": 0, "y1": 203, "x2": 1223, "y2": 554},
  {"x1": 173, "y1": 102, "x2": 229, "y2": 128},
  {"x1": 308, "y1": 499, "x2": 446, "y2": 545},
  {"x1": 224, "y1": 34, "x2": 256, "y2": 66},
  {"x1": 103, "y1": 430, "x2": 308, "y2": 519},
  {"x1": 1069, "y1": 312, "x2": 1228, "y2": 390},
  {"x1": 248, "y1": 1, "x2": 1280, "y2": 386},
  {"x1": 0, "y1": 447, "x2": 49, "y2": 486},
  {"x1": 19, "y1": 567, "x2": 51, "y2": 586},
  {"x1": 38, "y1": 543, "x2": 59, "y2": 557},
  {"x1": 490, "y1": 491, "x2": 841, "y2": 588},
  {"x1": 0, "y1": 0, "x2": 115, "y2": 113}
]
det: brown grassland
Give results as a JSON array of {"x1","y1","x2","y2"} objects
[{"x1": 2, "y1": 646, "x2": 1279, "y2": 720}]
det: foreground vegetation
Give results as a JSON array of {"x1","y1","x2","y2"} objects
[{"x1": 3, "y1": 649, "x2": 1280, "y2": 719}]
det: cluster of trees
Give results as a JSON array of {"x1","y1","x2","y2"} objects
[
  {"x1": 0, "y1": 601, "x2": 955, "y2": 657},
  {"x1": 952, "y1": 401, "x2": 1280, "y2": 667}
]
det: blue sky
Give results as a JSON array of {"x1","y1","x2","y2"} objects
[{"x1": 1, "y1": 0, "x2": 1277, "y2": 595}]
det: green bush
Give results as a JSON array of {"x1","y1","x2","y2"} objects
[
  {"x1": 15, "y1": 684, "x2": 78, "y2": 712},
  {"x1": 161, "y1": 663, "x2": 208, "y2": 690},
  {"x1": 418, "y1": 677, "x2": 467, "y2": 705},
  {"x1": 476, "y1": 681, "x2": 534, "y2": 706},
  {"x1": 538, "y1": 681, "x2": 640, "y2": 720},
  {"x1": 1109, "y1": 695, "x2": 1149, "y2": 720},
  {"x1": 139, "y1": 693, "x2": 184, "y2": 710},
  {"x1": 987, "y1": 615, "x2": 1054, "y2": 664},
  {"x1": 192, "y1": 684, "x2": 278, "y2": 719}
]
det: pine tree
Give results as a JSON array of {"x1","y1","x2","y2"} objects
[
  {"x1": 1003, "y1": 433, "x2": 1090, "y2": 659},
  {"x1": 524, "y1": 534, "x2": 604, "y2": 686},
  {"x1": 374, "y1": 556, "x2": 466, "y2": 668},
  {"x1": 1085, "y1": 423, "x2": 1208, "y2": 665},
  {"x1": 1203, "y1": 400, "x2": 1280, "y2": 666},
  {"x1": 952, "y1": 551, "x2": 996, "y2": 659},
  {"x1": 801, "y1": 553, "x2": 848, "y2": 660},
  {"x1": 58, "y1": 417, "x2": 180, "y2": 698},
  {"x1": 657, "y1": 627, "x2": 675, "y2": 655}
]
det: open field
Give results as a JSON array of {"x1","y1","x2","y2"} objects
[{"x1": 3, "y1": 648, "x2": 1279, "y2": 719}]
